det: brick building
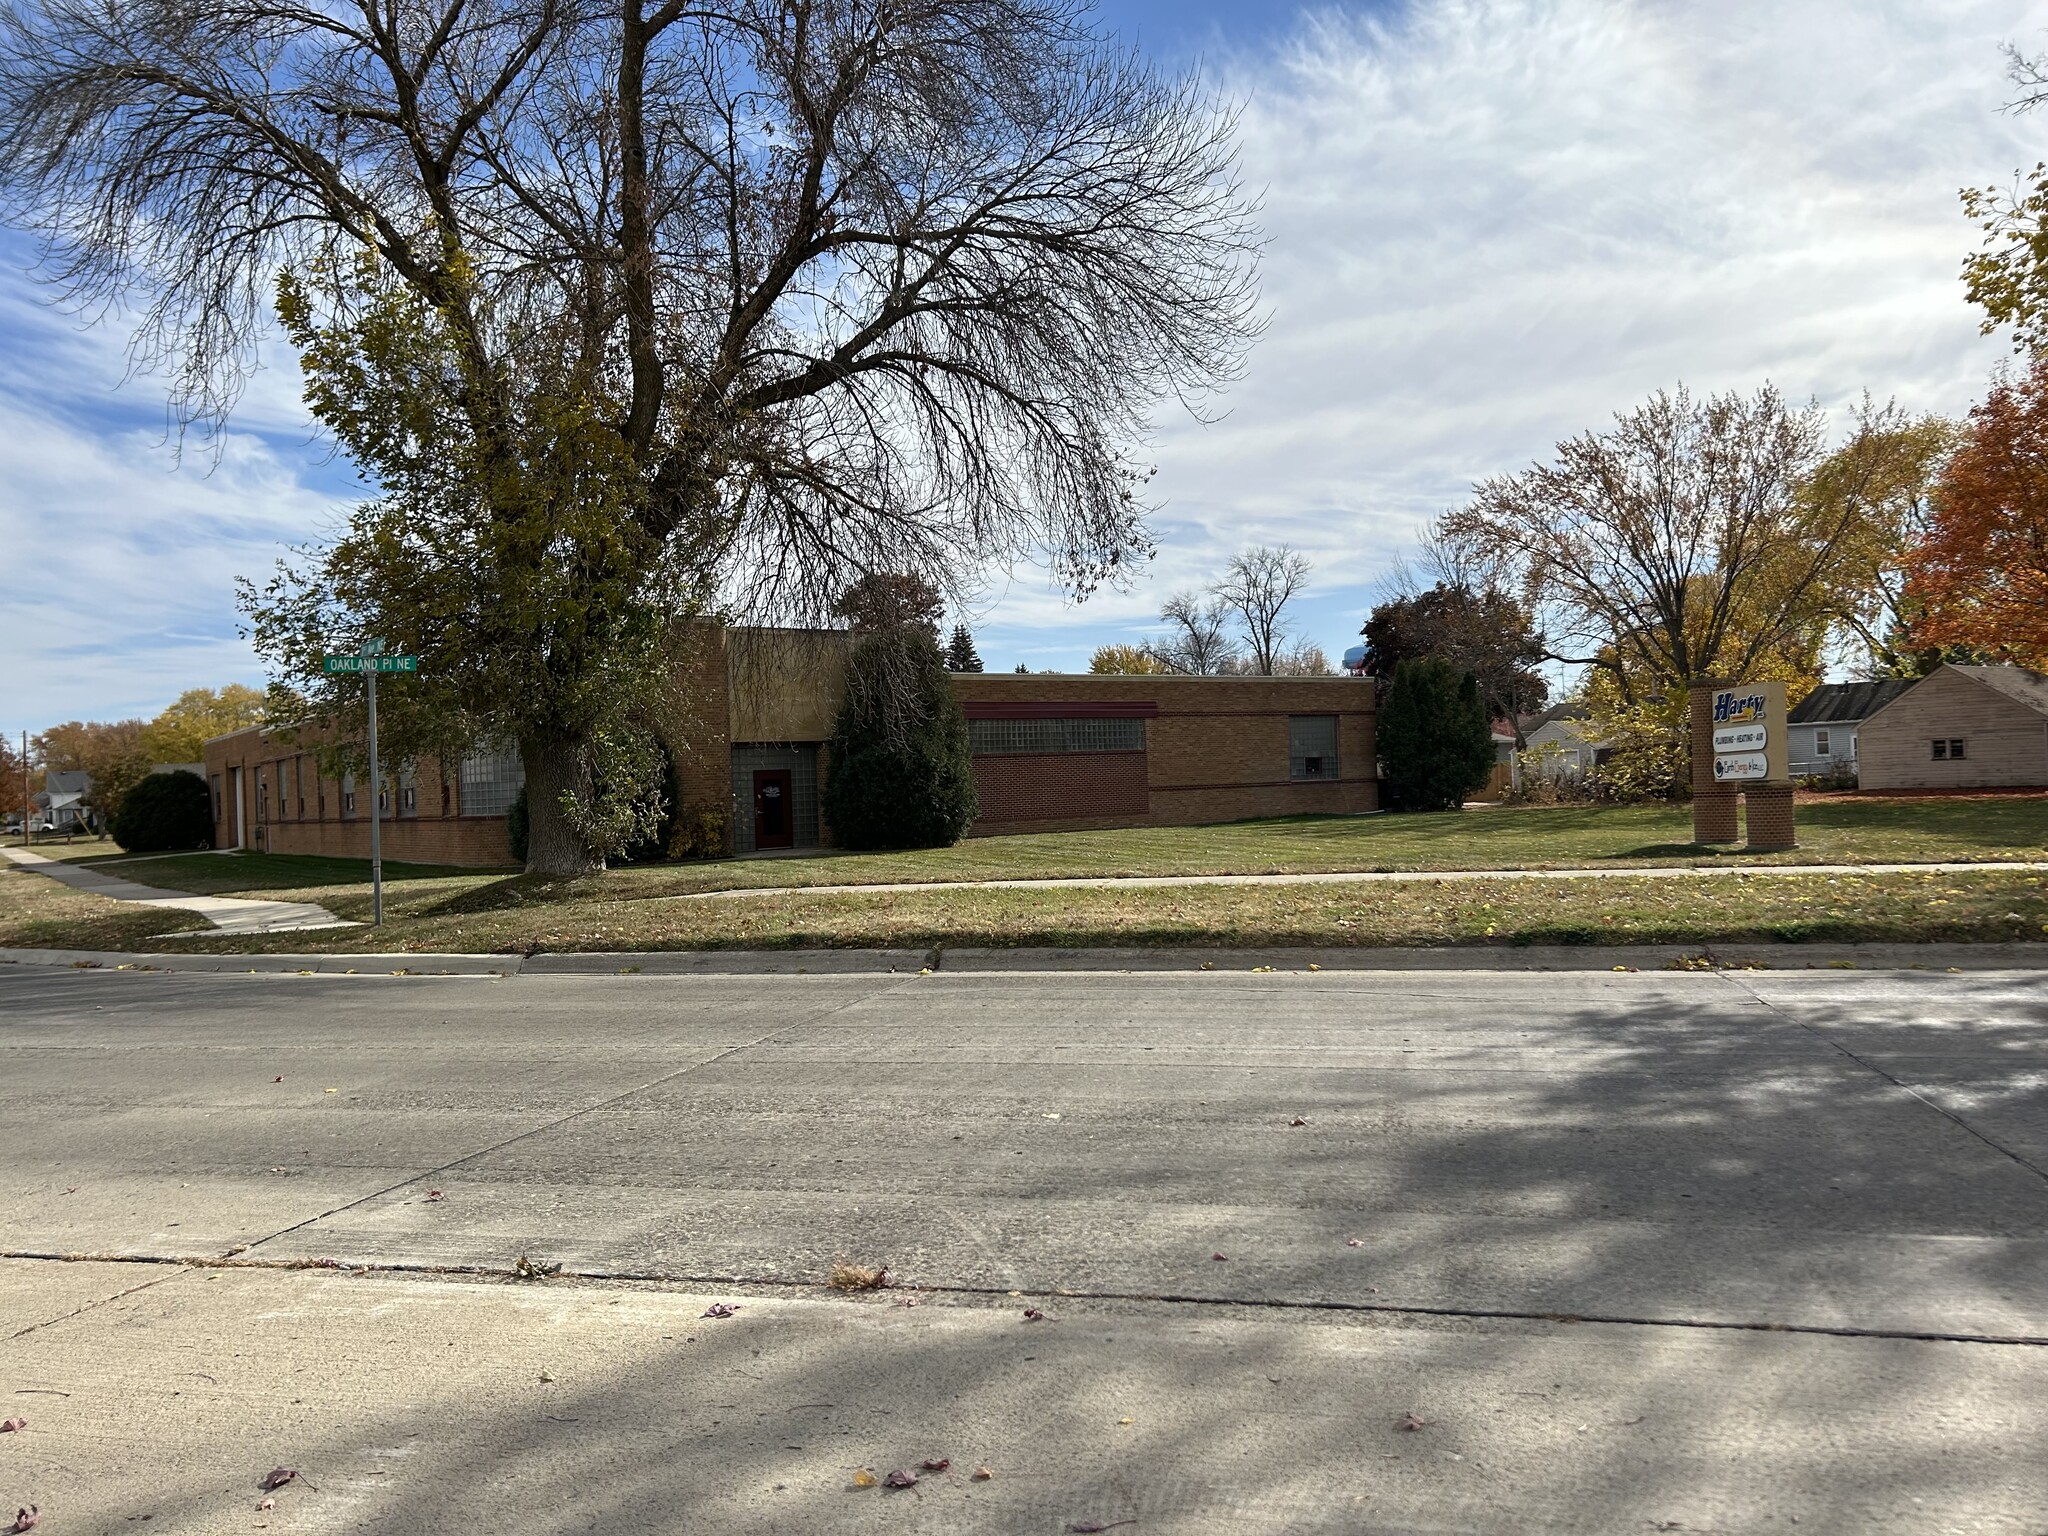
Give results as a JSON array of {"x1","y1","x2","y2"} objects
[{"x1": 203, "y1": 625, "x2": 1377, "y2": 865}]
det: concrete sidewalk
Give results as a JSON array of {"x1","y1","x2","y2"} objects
[
  {"x1": 675, "y1": 856, "x2": 2048, "y2": 901},
  {"x1": 0, "y1": 845, "x2": 351, "y2": 934}
]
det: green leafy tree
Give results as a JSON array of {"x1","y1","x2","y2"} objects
[
  {"x1": 0, "y1": 0, "x2": 1261, "y2": 877},
  {"x1": 945, "y1": 625, "x2": 985, "y2": 673},
  {"x1": 1376, "y1": 658, "x2": 1494, "y2": 813},
  {"x1": 109, "y1": 770, "x2": 212, "y2": 852},
  {"x1": 824, "y1": 614, "x2": 978, "y2": 852},
  {"x1": 34, "y1": 719, "x2": 152, "y2": 826}
]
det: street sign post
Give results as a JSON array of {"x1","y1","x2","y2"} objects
[{"x1": 322, "y1": 647, "x2": 420, "y2": 924}]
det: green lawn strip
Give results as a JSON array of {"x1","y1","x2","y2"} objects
[
  {"x1": 0, "y1": 866, "x2": 208, "y2": 951},
  {"x1": 70, "y1": 867, "x2": 2048, "y2": 956}
]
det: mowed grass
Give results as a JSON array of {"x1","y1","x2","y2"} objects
[
  {"x1": 4, "y1": 796, "x2": 2046, "y2": 956},
  {"x1": 5, "y1": 858, "x2": 2045, "y2": 958}
]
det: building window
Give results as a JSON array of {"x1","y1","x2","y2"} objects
[
  {"x1": 1932, "y1": 738, "x2": 1967, "y2": 761},
  {"x1": 1288, "y1": 715, "x2": 1340, "y2": 780},
  {"x1": 459, "y1": 747, "x2": 526, "y2": 816},
  {"x1": 342, "y1": 773, "x2": 357, "y2": 817},
  {"x1": 1814, "y1": 728, "x2": 1831, "y2": 757},
  {"x1": 968, "y1": 718, "x2": 1146, "y2": 755},
  {"x1": 256, "y1": 770, "x2": 269, "y2": 823},
  {"x1": 210, "y1": 775, "x2": 222, "y2": 825}
]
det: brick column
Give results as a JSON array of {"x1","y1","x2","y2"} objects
[
  {"x1": 1744, "y1": 783, "x2": 1797, "y2": 851},
  {"x1": 1688, "y1": 681, "x2": 1739, "y2": 844}
]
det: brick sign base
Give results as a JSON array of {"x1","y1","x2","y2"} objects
[{"x1": 1689, "y1": 681, "x2": 1796, "y2": 851}]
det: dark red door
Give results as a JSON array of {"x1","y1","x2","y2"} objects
[{"x1": 752, "y1": 769, "x2": 793, "y2": 849}]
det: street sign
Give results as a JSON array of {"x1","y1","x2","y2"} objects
[{"x1": 323, "y1": 654, "x2": 418, "y2": 674}]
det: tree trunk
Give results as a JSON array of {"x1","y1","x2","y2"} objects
[{"x1": 519, "y1": 733, "x2": 604, "y2": 879}]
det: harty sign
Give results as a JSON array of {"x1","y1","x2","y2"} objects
[
  {"x1": 1712, "y1": 724, "x2": 1768, "y2": 752},
  {"x1": 1712, "y1": 689, "x2": 1767, "y2": 725},
  {"x1": 1713, "y1": 752, "x2": 1770, "y2": 782}
]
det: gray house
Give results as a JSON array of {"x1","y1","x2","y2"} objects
[{"x1": 1784, "y1": 680, "x2": 1916, "y2": 779}]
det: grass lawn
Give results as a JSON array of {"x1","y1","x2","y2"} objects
[{"x1": 5, "y1": 850, "x2": 2046, "y2": 960}]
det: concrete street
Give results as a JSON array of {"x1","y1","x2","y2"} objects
[{"x1": 3, "y1": 963, "x2": 2047, "y2": 1533}]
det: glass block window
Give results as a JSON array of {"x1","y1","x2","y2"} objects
[
  {"x1": 968, "y1": 717, "x2": 1146, "y2": 755},
  {"x1": 459, "y1": 747, "x2": 526, "y2": 816},
  {"x1": 731, "y1": 743, "x2": 821, "y2": 851},
  {"x1": 398, "y1": 762, "x2": 418, "y2": 818},
  {"x1": 1288, "y1": 715, "x2": 1340, "y2": 780},
  {"x1": 341, "y1": 773, "x2": 357, "y2": 818}
]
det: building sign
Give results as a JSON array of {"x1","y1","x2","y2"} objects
[{"x1": 1709, "y1": 682, "x2": 1788, "y2": 783}]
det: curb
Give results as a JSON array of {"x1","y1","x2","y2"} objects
[{"x1": 5, "y1": 941, "x2": 2048, "y2": 976}]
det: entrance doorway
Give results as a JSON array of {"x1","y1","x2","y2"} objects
[{"x1": 752, "y1": 769, "x2": 794, "y2": 849}]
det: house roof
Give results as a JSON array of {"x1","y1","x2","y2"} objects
[
  {"x1": 1786, "y1": 679, "x2": 1918, "y2": 726},
  {"x1": 1953, "y1": 663, "x2": 2048, "y2": 716},
  {"x1": 43, "y1": 770, "x2": 91, "y2": 793},
  {"x1": 1524, "y1": 701, "x2": 1592, "y2": 731}
]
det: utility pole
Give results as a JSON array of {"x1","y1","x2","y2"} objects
[{"x1": 20, "y1": 729, "x2": 29, "y2": 848}]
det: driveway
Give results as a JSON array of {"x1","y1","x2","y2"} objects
[{"x1": 3, "y1": 966, "x2": 2045, "y2": 1532}]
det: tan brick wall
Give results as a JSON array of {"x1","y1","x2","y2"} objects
[
  {"x1": 1857, "y1": 670, "x2": 2048, "y2": 790},
  {"x1": 953, "y1": 673, "x2": 1376, "y2": 834},
  {"x1": 973, "y1": 751, "x2": 1149, "y2": 824}
]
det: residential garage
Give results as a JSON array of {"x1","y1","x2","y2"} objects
[{"x1": 1855, "y1": 664, "x2": 2048, "y2": 790}]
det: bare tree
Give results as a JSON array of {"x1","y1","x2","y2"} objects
[
  {"x1": 1146, "y1": 590, "x2": 1237, "y2": 674},
  {"x1": 1439, "y1": 386, "x2": 1887, "y2": 699},
  {"x1": 0, "y1": 0, "x2": 1262, "y2": 874},
  {"x1": 1210, "y1": 544, "x2": 1311, "y2": 674}
]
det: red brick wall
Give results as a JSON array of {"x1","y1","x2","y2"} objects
[{"x1": 202, "y1": 726, "x2": 516, "y2": 868}]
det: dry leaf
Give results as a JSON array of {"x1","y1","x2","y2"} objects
[
  {"x1": 851, "y1": 1468, "x2": 878, "y2": 1489},
  {"x1": 1398, "y1": 1413, "x2": 1429, "y2": 1432},
  {"x1": 921, "y1": 1457, "x2": 950, "y2": 1472},
  {"x1": 255, "y1": 1499, "x2": 274, "y2": 1512},
  {"x1": 1211, "y1": 1252, "x2": 1227, "y2": 1261},
  {"x1": 1067, "y1": 1523, "x2": 1136, "y2": 1533},
  {"x1": 272, "y1": 1076, "x2": 284, "y2": 1083},
  {"x1": 12, "y1": 1506, "x2": 38, "y2": 1532},
  {"x1": 882, "y1": 1468, "x2": 918, "y2": 1488},
  {"x1": 828, "y1": 1261, "x2": 889, "y2": 1291},
  {"x1": 1290, "y1": 1116, "x2": 1309, "y2": 1126},
  {"x1": 424, "y1": 1190, "x2": 444, "y2": 1202},
  {"x1": 1022, "y1": 1307, "x2": 1046, "y2": 1322},
  {"x1": 260, "y1": 1467, "x2": 298, "y2": 1491},
  {"x1": 702, "y1": 1302, "x2": 740, "y2": 1319},
  {"x1": 1346, "y1": 1238, "x2": 1364, "y2": 1247},
  {"x1": 1116, "y1": 1416, "x2": 1135, "y2": 1426},
  {"x1": 0, "y1": 1418, "x2": 24, "y2": 1433},
  {"x1": 972, "y1": 1467, "x2": 993, "y2": 1480}
]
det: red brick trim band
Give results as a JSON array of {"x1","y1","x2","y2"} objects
[
  {"x1": 1154, "y1": 777, "x2": 1368, "y2": 792},
  {"x1": 962, "y1": 700, "x2": 1160, "y2": 720}
]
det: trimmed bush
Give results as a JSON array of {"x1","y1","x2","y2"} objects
[
  {"x1": 109, "y1": 769, "x2": 212, "y2": 853},
  {"x1": 823, "y1": 626, "x2": 978, "y2": 849},
  {"x1": 1378, "y1": 656, "x2": 1495, "y2": 812}
]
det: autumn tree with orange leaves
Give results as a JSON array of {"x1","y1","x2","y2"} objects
[{"x1": 1905, "y1": 356, "x2": 2048, "y2": 669}]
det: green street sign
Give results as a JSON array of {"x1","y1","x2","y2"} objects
[{"x1": 323, "y1": 654, "x2": 419, "y2": 674}]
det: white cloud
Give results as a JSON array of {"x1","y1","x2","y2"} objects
[{"x1": 974, "y1": 0, "x2": 2044, "y2": 668}]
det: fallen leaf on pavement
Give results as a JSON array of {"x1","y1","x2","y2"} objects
[
  {"x1": 1399, "y1": 1413, "x2": 1429, "y2": 1432},
  {"x1": 701, "y1": 1303, "x2": 740, "y2": 1319},
  {"x1": 538, "y1": 1370, "x2": 556, "y2": 1383},
  {"x1": 1116, "y1": 1416, "x2": 1135, "y2": 1426},
  {"x1": 12, "y1": 1506, "x2": 38, "y2": 1532},
  {"x1": 1067, "y1": 1522, "x2": 1136, "y2": 1533},
  {"x1": 1022, "y1": 1307, "x2": 1046, "y2": 1321},
  {"x1": 972, "y1": 1467, "x2": 993, "y2": 1480},
  {"x1": 511, "y1": 1255, "x2": 562, "y2": 1281},
  {"x1": 1211, "y1": 1252, "x2": 1227, "y2": 1261},
  {"x1": 1290, "y1": 1116, "x2": 1309, "y2": 1126},
  {"x1": 828, "y1": 1261, "x2": 889, "y2": 1291},
  {"x1": 851, "y1": 1469, "x2": 878, "y2": 1489},
  {"x1": 0, "y1": 1419, "x2": 24, "y2": 1433},
  {"x1": 260, "y1": 1467, "x2": 298, "y2": 1491},
  {"x1": 893, "y1": 1296, "x2": 922, "y2": 1308},
  {"x1": 882, "y1": 1468, "x2": 918, "y2": 1488},
  {"x1": 255, "y1": 1499, "x2": 274, "y2": 1512},
  {"x1": 424, "y1": 1190, "x2": 444, "y2": 1202},
  {"x1": 921, "y1": 1457, "x2": 950, "y2": 1472},
  {"x1": 1346, "y1": 1238, "x2": 1364, "y2": 1247},
  {"x1": 272, "y1": 1076, "x2": 284, "y2": 1083}
]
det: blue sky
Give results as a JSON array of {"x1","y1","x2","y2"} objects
[{"x1": 0, "y1": 0, "x2": 2040, "y2": 736}]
